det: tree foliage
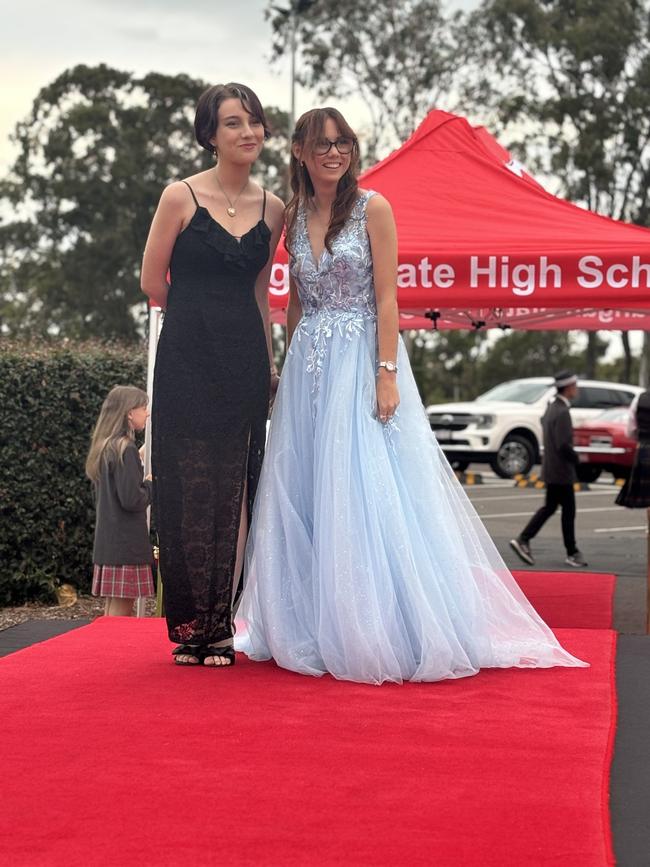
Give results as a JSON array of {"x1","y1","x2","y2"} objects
[
  {"x1": 0, "y1": 65, "x2": 289, "y2": 341},
  {"x1": 267, "y1": 0, "x2": 467, "y2": 161},
  {"x1": 463, "y1": 0, "x2": 650, "y2": 225},
  {"x1": 475, "y1": 330, "x2": 585, "y2": 394},
  {"x1": 457, "y1": 1, "x2": 650, "y2": 384},
  {"x1": 408, "y1": 329, "x2": 487, "y2": 405},
  {"x1": 406, "y1": 327, "x2": 627, "y2": 405}
]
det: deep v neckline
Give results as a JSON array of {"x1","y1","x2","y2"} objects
[{"x1": 303, "y1": 204, "x2": 328, "y2": 265}]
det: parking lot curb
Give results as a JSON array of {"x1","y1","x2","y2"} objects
[
  {"x1": 513, "y1": 472, "x2": 545, "y2": 489},
  {"x1": 512, "y1": 473, "x2": 592, "y2": 492},
  {"x1": 455, "y1": 471, "x2": 483, "y2": 485}
]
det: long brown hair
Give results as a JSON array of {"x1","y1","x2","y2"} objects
[
  {"x1": 85, "y1": 386, "x2": 149, "y2": 483},
  {"x1": 285, "y1": 108, "x2": 360, "y2": 255}
]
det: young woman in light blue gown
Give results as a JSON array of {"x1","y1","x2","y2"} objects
[{"x1": 236, "y1": 108, "x2": 587, "y2": 685}]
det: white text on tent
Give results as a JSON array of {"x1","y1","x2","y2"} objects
[
  {"x1": 397, "y1": 259, "x2": 455, "y2": 289},
  {"x1": 469, "y1": 256, "x2": 561, "y2": 296},
  {"x1": 578, "y1": 256, "x2": 650, "y2": 289}
]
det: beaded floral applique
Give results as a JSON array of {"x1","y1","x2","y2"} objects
[{"x1": 289, "y1": 191, "x2": 378, "y2": 397}]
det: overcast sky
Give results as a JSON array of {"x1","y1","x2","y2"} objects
[
  {"x1": 0, "y1": 0, "x2": 280, "y2": 170},
  {"x1": 0, "y1": 0, "x2": 478, "y2": 172}
]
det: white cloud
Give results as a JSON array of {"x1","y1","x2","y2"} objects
[{"x1": 0, "y1": 0, "x2": 300, "y2": 171}]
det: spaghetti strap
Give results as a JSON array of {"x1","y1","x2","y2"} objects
[
  {"x1": 182, "y1": 180, "x2": 200, "y2": 209},
  {"x1": 261, "y1": 189, "x2": 267, "y2": 221}
]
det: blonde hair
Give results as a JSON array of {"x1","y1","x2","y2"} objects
[{"x1": 85, "y1": 385, "x2": 149, "y2": 483}]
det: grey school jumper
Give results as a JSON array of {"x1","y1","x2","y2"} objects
[{"x1": 92, "y1": 441, "x2": 153, "y2": 565}]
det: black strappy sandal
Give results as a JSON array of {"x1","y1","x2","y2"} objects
[
  {"x1": 200, "y1": 645, "x2": 235, "y2": 668},
  {"x1": 171, "y1": 644, "x2": 202, "y2": 666}
]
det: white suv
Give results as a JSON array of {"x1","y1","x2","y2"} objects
[{"x1": 426, "y1": 378, "x2": 643, "y2": 478}]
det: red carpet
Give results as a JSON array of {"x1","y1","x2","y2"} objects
[
  {"x1": 0, "y1": 619, "x2": 615, "y2": 866},
  {"x1": 513, "y1": 570, "x2": 615, "y2": 629}
]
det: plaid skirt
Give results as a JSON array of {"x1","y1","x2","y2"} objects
[
  {"x1": 616, "y1": 443, "x2": 650, "y2": 508},
  {"x1": 92, "y1": 564, "x2": 154, "y2": 599}
]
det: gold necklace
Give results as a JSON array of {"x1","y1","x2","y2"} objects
[{"x1": 214, "y1": 170, "x2": 249, "y2": 218}]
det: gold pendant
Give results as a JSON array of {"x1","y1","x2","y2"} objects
[{"x1": 227, "y1": 207, "x2": 236, "y2": 218}]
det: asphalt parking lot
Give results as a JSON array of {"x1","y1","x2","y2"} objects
[{"x1": 462, "y1": 466, "x2": 648, "y2": 634}]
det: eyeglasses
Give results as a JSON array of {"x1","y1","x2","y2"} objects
[{"x1": 313, "y1": 136, "x2": 356, "y2": 156}]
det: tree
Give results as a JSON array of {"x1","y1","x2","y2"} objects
[
  {"x1": 258, "y1": 106, "x2": 291, "y2": 197},
  {"x1": 0, "y1": 65, "x2": 289, "y2": 341},
  {"x1": 598, "y1": 344, "x2": 640, "y2": 384},
  {"x1": 461, "y1": 0, "x2": 650, "y2": 383},
  {"x1": 266, "y1": 0, "x2": 467, "y2": 162},
  {"x1": 475, "y1": 331, "x2": 583, "y2": 394},
  {"x1": 463, "y1": 0, "x2": 650, "y2": 222},
  {"x1": 409, "y1": 329, "x2": 487, "y2": 404}
]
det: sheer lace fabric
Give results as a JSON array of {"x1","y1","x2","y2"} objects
[{"x1": 153, "y1": 200, "x2": 270, "y2": 645}]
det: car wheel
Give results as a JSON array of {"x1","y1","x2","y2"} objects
[
  {"x1": 492, "y1": 435, "x2": 535, "y2": 478},
  {"x1": 450, "y1": 460, "x2": 470, "y2": 471},
  {"x1": 576, "y1": 465, "x2": 602, "y2": 484}
]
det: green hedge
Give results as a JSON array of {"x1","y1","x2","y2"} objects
[{"x1": 0, "y1": 340, "x2": 147, "y2": 605}]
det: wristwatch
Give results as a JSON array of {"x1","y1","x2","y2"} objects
[{"x1": 378, "y1": 361, "x2": 398, "y2": 373}]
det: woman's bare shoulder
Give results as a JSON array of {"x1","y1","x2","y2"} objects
[
  {"x1": 362, "y1": 189, "x2": 392, "y2": 214},
  {"x1": 264, "y1": 190, "x2": 286, "y2": 229},
  {"x1": 159, "y1": 179, "x2": 195, "y2": 206}
]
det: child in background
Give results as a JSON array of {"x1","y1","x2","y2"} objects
[{"x1": 85, "y1": 386, "x2": 154, "y2": 616}]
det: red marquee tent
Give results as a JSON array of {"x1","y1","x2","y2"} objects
[{"x1": 268, "y1": 110, "x2": 650, "y2": 330}]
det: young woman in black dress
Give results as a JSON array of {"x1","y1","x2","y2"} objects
[{"x1": 141, "y1": 83, "x2": 284, "y2": 667}]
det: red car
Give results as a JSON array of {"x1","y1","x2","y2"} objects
[{"x1": 573, "y1": 408, "x2": 637, "y2": 482}]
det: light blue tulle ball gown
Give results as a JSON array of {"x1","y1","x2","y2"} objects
[{"x1": 236, "y1": 189, "x2": 587, "y2": 684}]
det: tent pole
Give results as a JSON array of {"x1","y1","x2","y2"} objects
[
  {"x1": 136, "y1": 305, "x2": 162, "y2": 618},
  {"x1": 647, "y1": 508, "x2": 650, "y2": 634}
]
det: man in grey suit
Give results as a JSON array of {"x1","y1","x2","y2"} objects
[{"x1": 510, "y1": 370, "x2": 588, "y2": 568}]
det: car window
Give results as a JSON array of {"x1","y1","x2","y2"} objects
[
  {"x1": 611, "y1": 389, "x2": 635, "y2": 407},
  {"x1": 572, "y1": 387, "x2": 626, "y2": 409},
  {"x1": 595, "y1": 408, "x2": 630, "y2": 422},
  {"x1": 476, "y1": 381, "x2": 551, "y2": 403}
]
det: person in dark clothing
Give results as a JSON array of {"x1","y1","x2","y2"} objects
[
  {"x1": 616, "y1": 389, "x2": 650, "y2": 507},
  {"x1": 141, "y1": 83, "x2": 285, "y2": 667},
  {"x1": 86, "y1": 385, "x2": 154, "y2": 616},
  {"x1": 510, "y1": 371, "x2": 588, "y2": 568}
]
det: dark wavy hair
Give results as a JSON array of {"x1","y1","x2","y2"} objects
[
  {"x1": 194, "y1": 82, "x2": 271, "y2": 153},
  {"x1": 285, "y1": 108, "x2": 360, "y2": 255}
]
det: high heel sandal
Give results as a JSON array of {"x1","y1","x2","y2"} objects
[
  {"x1": 200, "y1": 645, "x2": 235, "y2": 667},
  {"x1": 171, "y1": 644, "x2": 201, "y2": 666}
]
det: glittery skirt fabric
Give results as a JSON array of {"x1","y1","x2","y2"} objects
[{"x1": 236, "y1": 314, "x2": 587, "y2": 684}]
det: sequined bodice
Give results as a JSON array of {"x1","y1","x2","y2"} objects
[{"x1": 290, "y1": 190, "x2": 377, "y2": 318}]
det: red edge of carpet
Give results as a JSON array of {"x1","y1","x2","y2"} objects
[
  {"x1": 513, "y1": 570, "x2": 616, "y2": 630},
  {"x1": 601, "y1": 630, "x2": 618, "y2": 866}
]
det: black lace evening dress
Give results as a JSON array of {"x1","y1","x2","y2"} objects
[
  {"x1": 152, "y1": 181, "x2": 271, "y2": 645},
  {"x1": 616, "y1": 390, "x2": 650, "y2": 508}
]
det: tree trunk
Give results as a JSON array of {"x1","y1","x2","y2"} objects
[
  {"x1": 621, "y1": 331, "x2": 633, "y2": 382},
  {"x1": 640, "y1": 331, "x2": 650, "y2": 387},
  {"x1": 585, "y1": 331, "x2": 599, "y2": 379}
]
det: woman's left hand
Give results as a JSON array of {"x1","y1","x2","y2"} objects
[{"x1": 376, "y1": 373, "x2": 400, "y2": 423}]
